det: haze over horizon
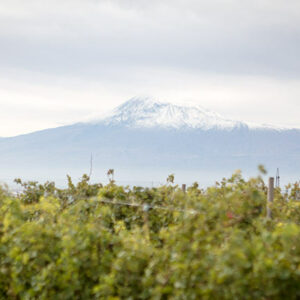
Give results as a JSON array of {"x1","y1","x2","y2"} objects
[
  {"x1": 0, "y1": 96, "x2": 299, "y2": 187},
  {"x1": 0, "y1": 0, "x2": 300, "y2": 136}
]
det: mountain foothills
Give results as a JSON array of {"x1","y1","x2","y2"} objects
[{"x1": 0, "y1": 97, "x2": 299, "y2": 184}]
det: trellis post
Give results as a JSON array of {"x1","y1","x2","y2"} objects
[{"x1": 267, "y1": 177, "x2": 274, "y2": 219}]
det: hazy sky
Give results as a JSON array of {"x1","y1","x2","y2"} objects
[{"x1": 0, "y1": 0, "x2": 300, "y2": 136}]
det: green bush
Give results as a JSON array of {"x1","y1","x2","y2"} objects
[{"x1": 0, "y1": 171, "x2": 298, "y2": 299}]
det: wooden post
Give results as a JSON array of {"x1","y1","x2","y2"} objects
[
  {"x1": 267, "y1": 177, "x2": 274, "y2": 219},
  {"x1": 182, "y1": 184, "x2": 186, "y2": 193}
]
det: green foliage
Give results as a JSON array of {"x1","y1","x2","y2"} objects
[
  {"x1": 166, "y1": 174, "x2": 175, "y2": 184},
  {"x1": 258, "y1": 164, "x2": 268, "y2": 175},
  {"x1": 0, "y1": 171, "x2": 299, "y2": 299},
  {"x1": 14, "y1": 175, "x2": 102, "y2": 208}
]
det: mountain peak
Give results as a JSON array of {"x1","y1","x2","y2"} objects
[{"x1": 92, "y1": 97, "x2": 243, "y2": 130}]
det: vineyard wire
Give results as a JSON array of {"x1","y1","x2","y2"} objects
[{"x1": 89, "y1": 197, "x2": 200, "y2": 215}]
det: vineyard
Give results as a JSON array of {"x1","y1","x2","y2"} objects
[{"x1": 0, "y1": 169, "x2": 300, "y2": 299}]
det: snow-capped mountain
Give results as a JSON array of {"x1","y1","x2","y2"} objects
[
  {"x1": 89, "y1": 97, "x2": 282, "y2": 131},
  {"x1": 98, "y1": 97, "x2": 242, "y2": 130},
  {"x1": 0, "y1": 97, "x2": 299, "y2": 186}
]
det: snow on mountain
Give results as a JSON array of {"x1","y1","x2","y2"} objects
[
  {"x1": 99, "y1": 97, "x2": 243, "y2": 130},
  {"x1": 89, "y1": 97, "x2": 282, "y2": 131}
]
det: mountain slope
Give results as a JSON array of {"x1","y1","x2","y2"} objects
[{"x1": 0, "y1": 97, "x2": 299, "y2": 185}]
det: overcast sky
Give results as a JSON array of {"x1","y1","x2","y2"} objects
[{"x1": 0, "y1": 0, "x2": 300, "y2": 136}]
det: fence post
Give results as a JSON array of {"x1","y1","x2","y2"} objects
[
  {"x1": 267, "y1": 177, "x2": 274, "y2": 219},
  {"x1": 182, "y1": 184, "x2": 186, "y2": 193}
]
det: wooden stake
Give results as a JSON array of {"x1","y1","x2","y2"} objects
[
  {"x1": 182, "y1": 184, "x2": 186, "y2": 193},
  {"x1": 267, "y1": 177, "x2": 274, "y2": 219}
]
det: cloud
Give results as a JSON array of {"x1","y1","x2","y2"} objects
[{"x1": 1, "y1": 0, "x2": 300, "y2": 77}]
